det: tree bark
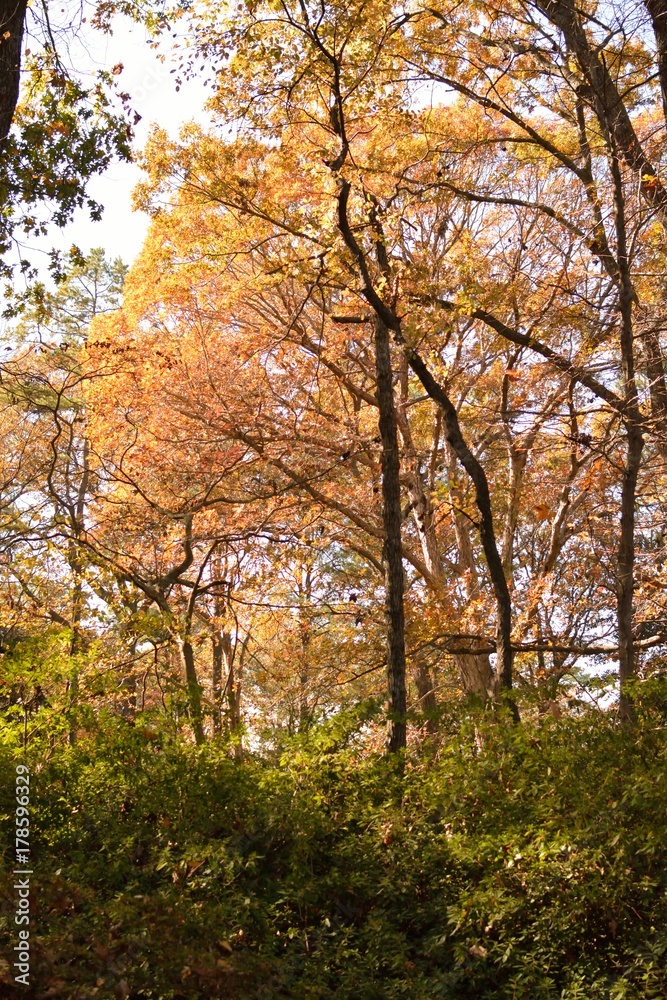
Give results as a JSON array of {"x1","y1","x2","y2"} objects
[
  {"x1": 374, "y1": 317, "x2": 407, "y2": 752},
  {"x1": 67, "y1": 548, "x2": 83, "y2": 746},
  {"x1": 230, "y1": 638, "x2": 245, "y2": 760},
  {"x1": 213, "y1": 629, "x2": 242, "y2": 754},
  {"x1": 396, "y1": 355, "x2": 440, "y2": 714},
  {"x1": 0, "y1": 0, "x2": 27, "y2": 141},
  {"x1": 211, "y1": 629, "x2": 224, "y2": 735},
  {"x1": 118, "y1": 672, "x2": 137, "y2": 721},
  {"x1": 642, "y1": 327, "x2": 667, "y2": 452},
  {"x1": 446, "y1": 445, "x2": 496, "y2": 698},
  {"x1": 644, "y1": 0, "x2": 667, "y2": 122},
  {"x1": 66, "y1": 439, "x2": 90, "y2": 746},
  {"x1": 179, "y1": 638, "x2": 205, "y2": 745},
  {"x1": 226, "y1": 646, "x2": 242, "y2": 742},
  {"x1": 618, "y1": 420, "x2": 643, "y2": 721},
  {"x1": 396, "y1": 356, "x2": 445, "y2": 584},
  {"x1": 298, "y1": 560, "x2": 312, "y2": 731},
  {"x1": 413, "y1": 654, "x2": 437, "y2": 732},
  {"x1": 610, "y1": 145, "x2": 644, "y2": 722},
  {"x1": 406, "y1": 349, "x2": 514, "y2": 695}
]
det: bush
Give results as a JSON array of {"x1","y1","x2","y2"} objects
[{"x1": 1, "y1": 701, "x2": 667, "y2": 998}]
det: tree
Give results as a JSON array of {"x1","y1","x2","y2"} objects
[
  {"x1": 0, "y1": 1, "x2": 168, "y2": 280},
  {"x1": 5, "y1": 0, "x2": 667, "y2": 748},
  {"x1": 0, "y1": 250, "x2": 127, "y2": 738}
]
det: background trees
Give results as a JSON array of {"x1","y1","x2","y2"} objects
[
  {"x1": 70, "y1": 0, "x2": 654, "y2": 742},
  {"x1": 2, "y1": 0, "x2": 667, "y2": 746}
]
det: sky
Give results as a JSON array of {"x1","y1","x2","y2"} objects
[{"x1": 20, "y1": 13, "x2": 211, "y2": 275}]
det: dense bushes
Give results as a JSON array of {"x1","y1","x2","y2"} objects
[{"x1": 2, "y1": 696, "x2": 667, "y2": 998}]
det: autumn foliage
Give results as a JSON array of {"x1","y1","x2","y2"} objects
[{"x1": 2, "y1": 0, "x2": 667, "y2": 994}]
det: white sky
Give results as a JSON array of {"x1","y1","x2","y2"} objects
[{"x1": 19, "y1": 15, "x2": 211, "y2": 274}]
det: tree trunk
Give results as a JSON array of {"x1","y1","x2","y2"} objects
[
  {"x1": 617, "y1": 422, "x2": 642, "y2": 721},
  {"x1": 375, "y1": 318, "x2": 407, "y2": 752},
  {"x1": 179, "y1": 638, "x2": 205, "y2": 745},
  {"x1": 446, "y1": 445, "x2": 496, "y2": 698},
  {"x1": 227, "y1": 650, "x2": 243, "y2": 758},
  {"x1": 642, "y1": 327, "x2": 667, "y2": 453},
  {"x1": 644, "y1": 0, "x2": 667, "y2": 122},
  {"x1": 413, "y1": 654, "x2": 437, "y2": 732},
  {"x1": 396, "y1": 354, "x2": 440, "y2": 715},
  {"x1": 299, "y1": 561, "x2": 312, "y2": 731},
  {"x1": 212, "y1": 630, "x2": 224, "y2": 735},
  {"x1": 66, "y1": 442, "x2": 90, "y2": 746},
  {"x1": 229, "y1": 636, "x2": 245, "y2": 760},
  {"x1": 407, "y1": 349, "x2": 514, "y2": 695},
  {"x1": 214, "y1": 625, "x2": 242, "y2": 756},
  {"x1": 396, "y1": 356, "x2": 445, "y2": 584},
  {"x1": 335, "y1": 177, "x2": 497, "y2": 726},
  {"x1": 67, "y1": 556, "x2": 83, "y2": 747},
  {"x1": 119, "y1": 639, "x2": 138, "y2": 721},
  {"x1": 610, "y1": 144, "x2": 644, "y2": 722},
  {"x1": 0, "y1": 0, "x2": 27, "y2": 141},
  {"x1": 536, "y1": 0, "x2": 667, "y2": 221},
  {"x1": 118, "y1": 674, "x2": 137, "y2": 720}
]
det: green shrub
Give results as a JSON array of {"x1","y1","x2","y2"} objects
[{"x1": 1, "y1": 701, "x2": 666, "y2": 998}]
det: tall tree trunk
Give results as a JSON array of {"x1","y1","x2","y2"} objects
[
  {"x1": 66, "y1": 440, "x2": 90, "y2": 745},
  {"x1": 118, "y1": 674, "x2": 137, "y2": 720},
  {"x1": 610, "y1": 144, "x2": 644, "y2": 722},
  {"x1": 179, "y1": 638, "x2": 205, "y2": 745},
  {"x1": 334, "y1": 180, "x2": 409, "y2": 749},
  {"x1": 214, "y1": 630, "x2": 242, "y2": 753},
  {"x1": 298, "y1": 561, "x2": 312, "y2": 731},
  {"x1": 642, "y1": 327, "x2": 667, "y2": 453},
  {"x1": 227, "y1": 650, "x2": 243, "y2": 760},
  {"x1": 446, "y1": 445, "x2": 496, "y2": 698},
  {"x1": 119, "y1": 638, "x2": 138, "y2": 721},
  {"x1": 396, "y1": 356, "x2": 445, "y2": 584},
  {"x1": 406, "y1": 350, "x2": 514, "y2": 696},
  {"x1": 644, "y1": 0, "x2": 667, "y2": 122},
  {"x1": 211, "y1": 565, "x2": 243, "y2": 755},
  {"x1": 536, "y1": 0, "x2": 667, "y2": 220},
  {"x1": 375, "y1": 318, "x2": 407, "y2": 752},
  {"x1": 230, "y1": 637, "x2": 245, "y2": 760},
  {"x1": 336, "y1": 176, "x2": 503, "y2": 727},
  {"x1": 618, "y1": 422, "x2": 642, "y2": 721},
  {"x1": 212, "y1": 630, "x2": 224, "y2": 736},
  {"x1": 396, "y1": 354, "x2": 439, "y2": 717},
  {"x1": 211, "y1": 557, "x2": 227, "y2": 737},
  {"x1": 0, "y1": 0, "x2": 27, "y2": 141},
  {"x1": 413, "y1": 653, "x2": 438, "y2": 732},
  {"x1": 67, "y1": 546, "x2": 83, "y2": 746}
]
